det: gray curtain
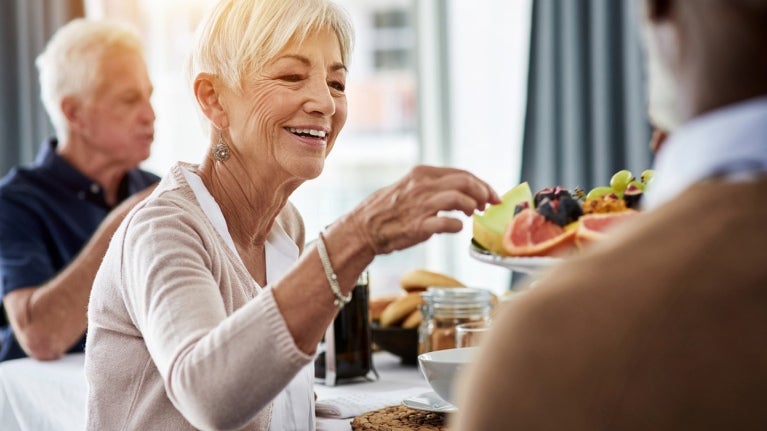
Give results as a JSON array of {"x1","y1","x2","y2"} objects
[
  {"x1": 1, "y1": 0, "x2": 84, "y2": 177},
  {"x1": 510, "y1": 0, "x2": 652, "y2": 288},
  {"x1": 520, "y1": 0, "x2": 652, "y2": 193}
]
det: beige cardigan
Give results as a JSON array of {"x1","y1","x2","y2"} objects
[{"x1": 85, "y1": 162, "x2": 312, "y2": 430}]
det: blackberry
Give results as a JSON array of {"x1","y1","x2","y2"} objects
[
  {"x1": 553, "y1": 186, "x2": 571, "y2": 200},
  {"x1": 559, "y1": 197, "x2": 584, "y2": 225},
  {"x1": 536, "y1": 198, "x2": 567, "y2": 227},
  {"x1": 533, "y1": 187, "x2": 556, "y2": 207}
]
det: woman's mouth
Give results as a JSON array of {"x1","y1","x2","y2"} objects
[
  {"x1": 285, "y1": 127, "x2": 328, "y2": 140},
  {"x1": 284, "y1": 127, "x2": 330, "y2": 148}
]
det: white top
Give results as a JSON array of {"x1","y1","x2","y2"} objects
[
  {"x1": 644, "y1": 96, "x2": 767, "y2": 209},
  {"x1": 181, "y1": 167, "x2": 315, "y2": 431}
]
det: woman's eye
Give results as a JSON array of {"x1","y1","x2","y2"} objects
[
  {"x1": 280, "y1": 74, "x2": 303, "y2": 82},
  {"x1": 329, "y1": 81, "x2": 346, "y2": 92}
]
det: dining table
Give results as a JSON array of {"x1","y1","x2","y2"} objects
[{"x1": 0, "y1": 350, "x2": 431, "y2": 431}]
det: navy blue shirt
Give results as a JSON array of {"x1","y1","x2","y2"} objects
[{"x1": 0, "y1": 139, "x2": 159, "y2": 361}]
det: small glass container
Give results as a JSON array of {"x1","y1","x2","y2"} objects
[{"x1": 418, "y1": 287, "x2": 493, "y2": 354}]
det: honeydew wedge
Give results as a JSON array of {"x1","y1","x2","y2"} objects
[{"x1": 472, "y1": 182, "x2": 534, "y2": 255}]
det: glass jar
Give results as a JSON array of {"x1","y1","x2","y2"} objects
[{"x1": 418, "y1": 287, "x2": 493, "y2": 354}]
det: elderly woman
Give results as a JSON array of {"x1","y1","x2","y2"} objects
[{"x1": 85, "y1": 0, "x2": 498, "y2": 429}]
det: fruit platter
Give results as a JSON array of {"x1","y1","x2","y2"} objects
[{"x1": 471, "y1": 169, "x2": 654, "y2": 273}]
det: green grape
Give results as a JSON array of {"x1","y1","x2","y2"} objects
[
  {"x1": 586, "y1": 186, "x2": 614, "y2": 200},
  {"x1": 640, "y1": 169, "x2": 655, "y2": 185},
  {"x1": 609, "y1": 169, "x2": 634, "y2": 193}
]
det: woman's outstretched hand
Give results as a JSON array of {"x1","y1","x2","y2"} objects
[{"x1": 347, "y1": 165, "x2": 500, "y2": 255}]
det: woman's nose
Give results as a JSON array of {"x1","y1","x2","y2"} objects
[{"x1": 304, "y1": 78, "x2": 336, "y2": 117}]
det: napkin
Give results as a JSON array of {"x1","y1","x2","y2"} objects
[{"x1": 315, "y1": 387, "x2": 426, "y2": 418}]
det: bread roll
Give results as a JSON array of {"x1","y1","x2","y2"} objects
[
  {"x1": 401, "y1": 309, "x2": 422, "y2": 329},
  {"x1": 369, "y1": 294, "x2": 400, "y2": 322},
  {"x1": 379, "y1": 292, "x2": 423, "y2": 327},
  {"x1": 400, "y1": 269, "x2": 464, "y2": 292}
]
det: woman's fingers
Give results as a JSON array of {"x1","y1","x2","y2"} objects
[
  {"x1": 348, "y1": 165, "x2": 499, "y2": 255},
  {"x1": 419, "y1": 189, "x2": 480, "y2": 217},
  {"x1": 404, "y1": 166, "x2": 500, "y2": 208},
  {"x1": 426, "y1": 172, "x2": 500, "y2": 209},
  {"x1": 421, "y1": 215, "x2": 464, "y2": 235}
]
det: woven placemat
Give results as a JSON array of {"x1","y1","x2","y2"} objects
[{"x1": 350, "y1": 404, "x2": 449, "y2": 431}]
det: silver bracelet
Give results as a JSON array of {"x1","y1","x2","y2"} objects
[{"x1": 316, "y1": 232, "x2": 352, "y2": 309}]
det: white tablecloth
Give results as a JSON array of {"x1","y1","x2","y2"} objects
[
  {"x1": 0, "y1": 351, "x2": 427, "y2": 431},
  {"x1": 0, "y1": 353, "x2": 86, "y2": 431}
]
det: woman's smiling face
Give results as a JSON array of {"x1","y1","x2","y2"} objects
[{"x1": 223, "y1": 26, "x2": 348, "y2": 182}]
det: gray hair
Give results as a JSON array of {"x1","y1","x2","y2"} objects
[
  {"x1": 35, "y1": 18, "x2": 144, "y2": 139},
  {"x1": 188, "y1": 0, "x2": 354, "y2": 94}
]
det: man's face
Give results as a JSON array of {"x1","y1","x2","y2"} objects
[
  {"x1": 641, "y1": 2, "x2": 682, "y2": 134},
  {"x1": 78, "y1": 47, "x2": 155, "y2": 169}
]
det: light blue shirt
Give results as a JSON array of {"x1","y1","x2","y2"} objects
[{"x1": 644, "y1": 96, "x2": 767, "y2": 210}]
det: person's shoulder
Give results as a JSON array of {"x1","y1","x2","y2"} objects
[
  {"x1": 635, "y1": 176, "x2": 767, "y2": 249},
  {"x1": 143, "y1": 163, "x2": 195, "y2": 204},
  {"x1": 0, "y1": 164, "x2": 38, "y2": 191},
  {"x1": 0, "y1": 165, "x2": 48, "y2": 207},
  {"x1": 124, "y1": 167, "x2": 207, "y2": 232}
]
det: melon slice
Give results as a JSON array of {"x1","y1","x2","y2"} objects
[{"x1": 472, "y1": 182, "x2": 534, "y2": 254}]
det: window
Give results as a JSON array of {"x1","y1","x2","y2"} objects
[
  {"x1": 85, "y1": 0, "x2": 532, "y2": 297},
  {"x1": 371, "y1": 9, "x2": 412, "y2": 71}
]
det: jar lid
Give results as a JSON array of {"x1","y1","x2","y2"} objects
[{"x1": 421, "y1": 287, "x2": 492, "y2": 308}]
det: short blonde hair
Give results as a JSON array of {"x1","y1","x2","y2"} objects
[
  {"x1": 36, "y1": 18, "x2": 144, "y2": 139},
  {"x1": 189, "y1": 0, "x2": 354, "y2": 93}
]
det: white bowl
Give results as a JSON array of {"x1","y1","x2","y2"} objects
[{"x1": 417, "y1": 347, "x2": 478, "y2": 405}]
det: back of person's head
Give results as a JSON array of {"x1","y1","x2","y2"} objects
[
  {"x1": 36, "y1": 18, "x2": 144, "y2": 140},
  {"x1": 188, "y1": 0, "x2": 354, "y2": 96},
  {"x1": 640, "y1": 0, "x2": 767, "y2": 127}
]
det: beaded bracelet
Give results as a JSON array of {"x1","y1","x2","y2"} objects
[{"x1": 316, "y1": 232, "x2": 352, "y2": 309}]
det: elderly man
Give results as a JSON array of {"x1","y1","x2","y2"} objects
[
  {"x1": 0, "y1": 19, "x2": 158, "y2": 361},
  {"x1": 456, "y1": 0, "x2": 767, "y2": 429}
]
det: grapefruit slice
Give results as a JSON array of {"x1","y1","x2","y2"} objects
[
  {"x1": 501, "y1": 209, "x2": 576, "y2": 257},
  {"x1": 575, "y1": 210, "x2": 638, "y2": 248},
  {"x1": 473, "y1": 182, "x2": 534, "y2": 254}
]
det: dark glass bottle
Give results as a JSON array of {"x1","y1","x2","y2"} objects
[{"x1": 315, "y1": 271, "x2": 376, "y2": 385}]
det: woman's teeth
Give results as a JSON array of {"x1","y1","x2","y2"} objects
[{"x1": 287, "y1": 127, "x2": 326, "y2": 138}]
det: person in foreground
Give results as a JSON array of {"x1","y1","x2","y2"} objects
[
  {"x1": 455, "y1": 0, "x2": 767, "y2": 429},
  {"x1": 0, "y1": 19, "x2": 158, "y2": 361},
  {"x1": 84, "y1": 0, "x2": 499, "y2": 429}
]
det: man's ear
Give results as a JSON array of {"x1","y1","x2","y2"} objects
[
  {"x1": 645, "y1": 0, "x2": 672, "y2": 21},
  {"x1": 194, "y1": 73, "x2": 229, "y2": 129},
  {"x1": 60, "y1": 96, "x2": 82, "y2": 131}
]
